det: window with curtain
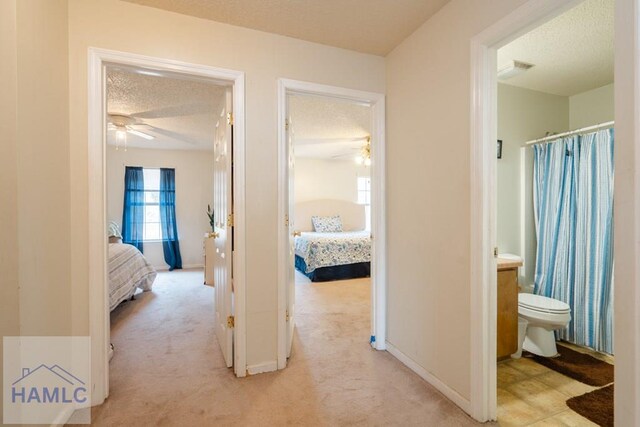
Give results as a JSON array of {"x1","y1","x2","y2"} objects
[
  {"x1": 142, "y1": 168, "x2": 162, "y2": 241},
  {"x1": 159, "y1": 168, "x2": 182, "y2": 270},
  {"x1": 357, "y1": 176, "x2": 371, "y2": 230},
  {"x1": 122, "y1": 166, "x2": 145, "y2": 252},
  {"x1": 121, "y1": 168, "x2": 163, "y2": 242},
  {"x1": 121, "y1": 167, "x2": 182, "y2": 270}
]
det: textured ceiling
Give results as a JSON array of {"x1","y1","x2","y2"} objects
[
  {"x1": 290, "y1": 94, "x2": 371, "y2": 160},
  {"x1": 120, "y1": 0, "x2": 450, "y2": 56},
  {"x1": 497, "y1": 0, "x2": 613, "y2": 97},
  {"x1": 106, "y1": 67, "x2": 227, "y2": 151}
]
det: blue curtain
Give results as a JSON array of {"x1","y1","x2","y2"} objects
[
  {"x1": 160, "y1": 168, "x2": 182, "y2": 270},
  {"x1": 533, "y1": 128, "x2": 614, "y2": 353},
  {"x1": 121, "y1": 166, "x2": 144, "y2": 252}
]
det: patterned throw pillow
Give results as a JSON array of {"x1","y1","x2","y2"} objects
[{"x1": 311, "y1": 215, "x2": 343, "y2": 233}]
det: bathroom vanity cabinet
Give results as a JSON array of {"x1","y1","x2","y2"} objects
[{"x1": 497, "y1": 258, "x2": 522, "y2": 359}]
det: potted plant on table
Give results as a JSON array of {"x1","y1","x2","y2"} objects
[{"x1": 206, "y1": 205, "x2": 215, "y2": 236}]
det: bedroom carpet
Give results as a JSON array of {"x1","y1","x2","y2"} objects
[{"x1": 88, "y1": 269, "x2": 484, "y2": 426}]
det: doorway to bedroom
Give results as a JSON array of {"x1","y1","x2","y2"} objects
[
  {"x1": 277, "y1": 80, "x2": 386, "y2": 369},
  {"x1": 95, "y1": 54, "x2": 245, "y2": 407}
]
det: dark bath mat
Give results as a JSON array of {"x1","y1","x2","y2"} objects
[
  {"x1": 566, "y1": 384, "x2": 613, "y2": 427},
  {"x1": 524, "y1": 344, "x2": 613, "y2": 386}
]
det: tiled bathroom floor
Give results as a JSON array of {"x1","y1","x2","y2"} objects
[{"x1": 497, "y1": 343, "x2": 613, "y2": 426}]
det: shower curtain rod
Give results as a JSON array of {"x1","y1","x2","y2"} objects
[{"x1": 524, "y1": 121, "x2": 614, "y2": 146}]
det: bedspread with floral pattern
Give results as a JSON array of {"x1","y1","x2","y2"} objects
[{"x1": 295, "y1": 230, "x2": 371, "y2": 273}]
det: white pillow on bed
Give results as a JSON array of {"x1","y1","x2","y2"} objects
[{"x1": 311, "y1": 215, "x2": 343, "y2": 232}]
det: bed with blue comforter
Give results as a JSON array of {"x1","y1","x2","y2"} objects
[{"x1": 294, "y1": 230, "x2": 371, "y2": 282}]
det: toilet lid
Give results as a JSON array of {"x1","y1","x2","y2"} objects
[{"x1": 518, "y1": 293, "x2": 570, "y2": 313}]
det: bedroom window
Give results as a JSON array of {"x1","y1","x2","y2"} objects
[
  {"x1": 142, "y1": 168, "x2": 162, "y2": 241},
  {"x1": 357, "y1": 176, "x2": 371, "y2": 230}
]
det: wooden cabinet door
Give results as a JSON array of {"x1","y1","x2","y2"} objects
[{"x1": 497, "y1": 269, "x2": 519, "y2": 359}]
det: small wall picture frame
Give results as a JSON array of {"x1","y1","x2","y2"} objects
[{"x1": 497, "y1": 139, "x2": 503, "y2": 159}]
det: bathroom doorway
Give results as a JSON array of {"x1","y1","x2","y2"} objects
[{"x1": 494, "y1": 1, "x2": 615, "y2": 425}]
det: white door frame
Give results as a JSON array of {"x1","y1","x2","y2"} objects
[
  {"x1": 276, "y1": 79, "x2": 386, "y2": 368},
  {"x1": 87, "y1": 48, "x2": 247, "y2": 406},
  {"x1": 469, "y1": 0, "x2": 640, "y2": 422}
]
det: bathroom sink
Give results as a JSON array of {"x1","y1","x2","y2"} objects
[{"x1": 498, "y1": 253, "x2": 523, "y2": 262}]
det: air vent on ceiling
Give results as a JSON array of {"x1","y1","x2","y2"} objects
[{"x1": 497, "y1": 60, "x2": 534, "y2": 80}]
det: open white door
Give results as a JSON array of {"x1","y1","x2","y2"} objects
[
  {"x1": 213, "y1": 87, "x2": 234, "y2": 368},
  {"x1": 286, "y1": 112, "x2": 296, "y2": 358}
]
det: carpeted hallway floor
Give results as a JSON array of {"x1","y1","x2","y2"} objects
[{"x1": 89, "y1": 269, "x2": 482, "y2": 426}]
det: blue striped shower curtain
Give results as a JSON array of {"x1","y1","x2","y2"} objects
[{"x1": 533, "y1": 128, "x2": 614, "y2": 354}]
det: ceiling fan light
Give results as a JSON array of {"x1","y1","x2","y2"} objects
[
  {"x1": 115, "y1": 127, "x2": 127, "y2": 151},
  {"x1": 364, "y1": 158, "x2": 372, "y2": 166}
]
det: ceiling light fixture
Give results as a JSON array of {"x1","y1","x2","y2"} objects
[
  {"x1": 497, "y1": 60, "x2": 534, "y2": 80},
  {"x1": 355, "y1": 136, "x2": 371, "y2": 166},
  {"x1": 115, "y1": 126, "x2": 128, "y2": 151}
]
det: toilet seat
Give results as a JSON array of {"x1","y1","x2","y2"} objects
[
  {"x1": 518, "y1": 293, "x2": 570, "y2": 314},
  {"x1": 518, "y1": 293, "x2": 572, "y2": 357}
]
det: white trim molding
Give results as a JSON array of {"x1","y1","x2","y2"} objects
[
  {"x1": 469, "y1": 0, "x2": 585, "y2": 422},
  {"x1": 246, "y1": 361, "x2": 278, "y2": 375},
  {"x1": 385, "y1": 342, "x2": 471, "y2": 414},
  {"x1": 88, "y1": 48, "x2": 248, "y2": 406},
  {"x1": 276, "y1": 79, "x2": 387, "y2": 370},
  {"x1": 613, "y1": 0, "x2": 640, "y2": 424}
]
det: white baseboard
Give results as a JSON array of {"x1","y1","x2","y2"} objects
[
  {"x1": 246, "y1": 361, "x2": 278, "y2": 375},
  {"x1": 385, "y1": 341, "x2": 471, "y2": 414}
]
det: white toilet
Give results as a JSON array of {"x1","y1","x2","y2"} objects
[{"x1": 518, "y1": 293, "x2": 571, "y2": 357}]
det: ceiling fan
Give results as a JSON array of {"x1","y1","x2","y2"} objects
[
  {"x1": 333, "y1": 136, "x2": 370, "y2": 165},
  {"x1": 331, "y1": 146, "x2": 362, "y2": 160},
  {"x1": 107, "y1": 114, "x2": 155, "y2": 141},
  {"x1": 293, "y1": 136, "x2": 371, "y2": 163},
  {"x1": 107, "y1": 112, "x2": 202, "y2": 148}
]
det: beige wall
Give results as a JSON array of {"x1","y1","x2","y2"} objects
[
  {"x1": 497, "y1": 84, "x2": 570, "y2": 288},
  {"x1": 68, "y1": 0, "x2": 385, "y2": 368},
  {"x1": 0, "y1": 0, "x2": 72, "y2": 415},
  {"x1": 16, "y1": 0, "x2": 72, "y2": 337},
  {"x1": 385, "y1": 0, "x2": 530, "y2": 400},
  {"x1": 569, "y1": 83, "x2": 614, "y2": 129},
  {"x1": 106, "y1": 147, "x2": 215, "y2": 269},
  {"x1": 0, "y1": 0, "x2": 20, "y2": 418},
  {"x1": 294, "y1": 158, "x2": 369, "y2": 204}
]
